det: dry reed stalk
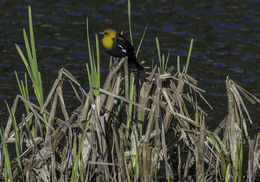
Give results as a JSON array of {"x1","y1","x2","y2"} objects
[
  {"x1": 1, "y1": 63, "x2": 260, "y2": 182},
  {"x1": 45, "y1": 91, "x2": 58, "y2": 143},
  {"x1": 137, "y1": 65, "x2": 157, "y2": 122},
  {"x1": 196, "y1": 113, "x2": 205, "y2": 181},
  {"x1": 4, "y1": 95, "x2": 19, "y2": 139},
  {"x1": 247, "y1": 134, "x2": 260, "y2": 181},
  {"x1": 100, "y1": 58, "x2": 126, "y2": 106}
]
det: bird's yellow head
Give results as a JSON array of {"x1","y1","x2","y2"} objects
[{"x1": 100, "y1": 29, "x2": 117, "y2": 50}]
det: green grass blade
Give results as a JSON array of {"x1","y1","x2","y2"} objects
[
  {"x1": 185, "y1": 38, "x2": 193, "y2": 74},
  {"x1": 126, "y1": 73, "x2": 135, "y2": 138},
  {"x1": 86, "y1": 63, "x2": 92, "y2": 87},
  {"x1": 220, "y1": 150, "x2": 226, "y2": 180},
  {"x1": 15, "y1": 71, "x2": 23, "y2": 95},
  {"x1": 79, "y1": 160, "x2": 84, "y2": 182},
  {"x1": 16, "y1": 43, "x2": 42, "y2": 105},
  {"x1": 86, "y1": 17, "x2": 93, "y2": 88},
  {"x1": 91, "y1": 47, "x2": 96, "y2": 70},
  {"x1": 25, "y1": 6, "x2": 42, "y2": 102},
  {"x1": 239, "y1": 141, "x2": 243, "y2": 181},
  {"x1": 128, "y1": 0, "x2": 133, "y2": 45},
  {"x1": 86, "y1": 18, "x2": 93, "y2": 65},
  {"x1": 95, "y1": 34, "x2": 100, "y2": 80},
  {"x1": 71, "y1": 134, "x2": 78, "y2": 181},
  {"x1": 0, "y1": 128, "x2": 13, "y2": 181},
  {"x1": 206, "y1": 134, "x2": 221, "y2": 153},
  {"x1": 95, "y1": 34, "x2": 100, "y2": 95},
  {"x1": 15, "y1": 72, "x2": 29, "y2": 102},
  {"x1": 135, "y1": 153, "x2": 139, "y2": 181},
  {"x1": 22, "y1": 29, "x2": 33, "y2": 71},
  {"x1": 15, "y1": 6, "x2": 44, "y2": 112},
  {"x1": 25, "y1": 73, "x2": 29, "y2": 100},
  {"x1": 28, "y1": 6, "x2": 38, "y2": 74},
  {"x1": 14, "y1": 72, "x2": 34, "y2": 137},
  {"x1": 225, "y1": 163, "x2": 230, "y2": 182},
  {"x1": 155, "y1": 37, "x2": 161, "y2": 63},
  {"x1": 38, "y1": 71, "x2": 43, "y2": 105},
  {"x1": 72, "y1": 121, "x2": 90, "y2": 181},
  {"x1": 162, "y1": 54, "x2": 165, "y2": 71},
  {"x1": 156, "y1": 37, "x2": 165, "y2": 73},
  {"x1": 124, "y1": 152, "x2": 131, "y2": 182},
  {"x1": 15, "y1": 44, "x2": 33, "y2": 80},
  {"x1": 177, "y1": 56, "x2": 180, "y2": 72},
  {"x1": 5, "y1": 102, "x2": 23, "y2": 179},
  {"x1": 136, "y1": 24, "x2": 148, "y2": 58},
  {"x1": 238, "y1": 117, "x2": 243, "y2": 182},
  {"x1": 16, "y1": 41, "x2": 41, "y2": 103},
  {"x1": 86, "y1": 19, "x2": 100, "y2": 96}
]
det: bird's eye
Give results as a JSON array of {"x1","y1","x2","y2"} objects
[{"x1": 104, "y1": 32, "x2": 108, "y2": 35}]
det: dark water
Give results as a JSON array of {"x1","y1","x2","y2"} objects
[{"x1": 0, "y1": 0, "x2": 259, "y2": 133}]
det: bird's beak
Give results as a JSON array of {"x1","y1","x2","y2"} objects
[{"x1": 99, "y1": 32, "x2": 105, "y2": 35}]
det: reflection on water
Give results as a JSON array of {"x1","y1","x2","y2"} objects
[{"x1": 0, "y1": 0, "x2": 259, "y2": 132}]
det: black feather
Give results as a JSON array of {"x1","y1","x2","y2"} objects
[{"x1": 106, "y1": 34, "x2": 143, "y2": 71}]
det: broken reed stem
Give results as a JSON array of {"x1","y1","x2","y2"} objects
[
  {"x1": 98, "y1": 88, "x2": 151, "y2": 111},
  {"x1": 4, "y1": 96, "x2": 19, "y2": 139},
  {"x1": 196, "y1": 114, "x2": 205, "y2": 181},
  {"x1": 124, "y1": 58, "x2": 131, "y2": 138},
  {"x1": 154, "y1": 73, "x2": 161, "y2": 145},
  {"x1": 100, "y1": 58, "x2": 125, "y2": 106},
  {"x1": 45, "y1": 91, "x2": 58, "y2": 143},
  {"x1": 124, "y1": 58, "x2": 129, "y2": 100}
]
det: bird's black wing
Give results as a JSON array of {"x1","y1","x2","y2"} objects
[
  {"x1": 115, "y1": 34, "x2": 144, "y2": 70},
  {"x1": 115, "y1": 34, "x2": 135, "y2": 58}
]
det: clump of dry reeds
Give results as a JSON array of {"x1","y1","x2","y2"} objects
[{"x1": 1, "y1": 57, "x2": 260, "y2": 182}]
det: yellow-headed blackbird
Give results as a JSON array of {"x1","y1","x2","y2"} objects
[{"x1": 99, "y1": 29, "x2": 143, "y2": 71}]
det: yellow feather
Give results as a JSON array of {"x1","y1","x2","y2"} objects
[
  {"x1": 101, "y1": 29, "x2": 117, "y2": 50},
  {"x1": 102, "y1": 36, "x2": 113, "y2": 50}
]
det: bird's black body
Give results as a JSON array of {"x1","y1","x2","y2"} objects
[
  {"x1": 108, "y1": 34, "x2": 143, "y2": 70},
  {"x1": 101, "y1": 29, "x2": 144, "y2": 71}
]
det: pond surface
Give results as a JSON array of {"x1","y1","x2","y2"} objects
[{"x1": 0, "y1": 0, "x2": 259, "y2": 133}]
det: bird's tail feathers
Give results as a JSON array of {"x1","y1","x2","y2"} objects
[{"x1": 128, "y1": 56, "x2": 144, "y2": 71}]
